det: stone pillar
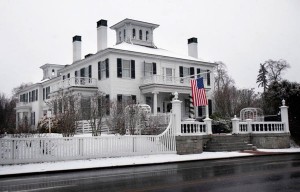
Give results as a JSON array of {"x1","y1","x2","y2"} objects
[
  {"x1": 246, "y1": 119, "x2": 252, "y2": 133},
  {"x1": 280, "y1": 99, "x2": 290, "y2": 133},
  {"x1": 171, "y1": 92, "x2": 182, "y2": 135},
  {"x1": 152, "y1": 91, "x2": 159, "y2": 115},
  {"x1": 232, "y1": 115, "x2": 240, "y2": 134}
]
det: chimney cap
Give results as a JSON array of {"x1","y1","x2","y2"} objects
[
  {"x1": 73, "y1": 35, "x2": 81, "y2": 42},
  {"x1": 188, "y1": 37, "x2": 197, "y2": 44},
  {"x1": 97, "y1": 19, "x2": 107, "y2": 28}
]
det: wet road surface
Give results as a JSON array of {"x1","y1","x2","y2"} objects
[{"x1": 1, "y1": 154, "x2": 300, "y2": 192}]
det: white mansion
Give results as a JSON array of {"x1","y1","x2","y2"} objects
[{"x1": 15, "y1": 18, "x2": 217, "y2": 128}]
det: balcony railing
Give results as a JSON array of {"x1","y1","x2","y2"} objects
[
  {"x1": 51, "y1": 77, "x2": 97, "y2": 93},
  {"x1": 16, "y1": 102, "x2": 31, "y2": 108},
  {"x1": 141, "y1": 75, "x2": 210, "y2": 87}
]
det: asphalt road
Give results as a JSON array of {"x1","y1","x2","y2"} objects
[{"x1": 1, "y1": 154, "x2": 300, "y2": 192}]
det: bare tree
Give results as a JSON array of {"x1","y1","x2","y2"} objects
[
  {"x1": 264, "y1": 59, "x2": 290, "y2": 82},
  {"x1": 87, "y1": 91, "x2": 109, "y2": 136},
  {"x1": 12, "y1": 82, "x2": 33, "y2": 97},
  {"x1": 45, "y1": 90, "x2": 80, "y2": 137},
  {"x1": 106, "y1": 100, "x2": 126, "y2": 135},
  {"x1": 125, "y1": 101, "x2": 141, "y2": 135}
]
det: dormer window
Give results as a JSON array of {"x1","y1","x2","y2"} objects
[
  {"x1": 139, "y1": 30, "x2": 142, "y2": 40},
  {"x1": 119, "y1": 31, "x2": 122, "y2": 41},
  {"x1": 146, "y1": 31, "x2": 149, "y2": 41},
  {"x1": 132, "y1": 28, "x2": 136, "y2": 39},
  {"x1": 124, "y1": 29, "x2": 126, "y2": 40}
]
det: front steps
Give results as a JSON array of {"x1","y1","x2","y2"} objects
[{"x1": 204, "y1": 134, "x2": 255, "y2": 152}]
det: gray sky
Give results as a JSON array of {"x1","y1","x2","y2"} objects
[{"x1": 1, "y1": 0, "x2": 299, "y2": 96}]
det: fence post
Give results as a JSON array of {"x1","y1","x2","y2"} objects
[
  {"x1": 204, "y1": 118, "x2": 212, "y2": 134},
  {"x1": 246, "y1": 119, "x2": 252, "y2": 133},
  {"x1": 280, "y1": 99, "x2": 290, "y2": 133},
  {"x1": 171, "y1": 92, "x2": 182, "y2": 135},
  {"x1": 231, "y1": 115, "x2": 240, "y2": 134}
]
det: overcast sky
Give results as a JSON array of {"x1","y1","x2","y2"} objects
[{"x1": 0, "y1": 0, "x2": 299, "y2": 96}]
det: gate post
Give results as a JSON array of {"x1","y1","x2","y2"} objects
[
  {"x1": 280, "y1": 99, "x2": 290, "y2": 133},
  {"x1": 232, "y1": 115, "x2": 240, "y2": 134},
  {"x1": 171, "y1": 92, "x2": 182, "y2": 135}
]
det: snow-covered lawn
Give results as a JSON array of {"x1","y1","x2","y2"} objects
[{"x1": 1, "y1": 148, "x2": 300, "y2": 176}]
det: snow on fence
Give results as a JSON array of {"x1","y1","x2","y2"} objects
[{"x1": 0, "y1": 114, "x2": 176, "y2": 165}]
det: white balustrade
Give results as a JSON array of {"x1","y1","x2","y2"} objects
[
  {"x1": 50, "y1": 77, "x2": 97, "y2": 93},
  {"x1": 180, "y1": 121, "x2": 207, "y2": 135},
  {"x1": 237, "y1": 122, "x2": 285, "y2": 134},
  {"x1": 0, "y1": 114, "x2": 176, "y2": 165}
]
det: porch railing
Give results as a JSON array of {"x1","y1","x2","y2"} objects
[
  {"x1": 236, "y1": 121, "x2": 286, "y2": 134},
  {"x1": 141, "y1": 75, "x2": 211, "y2": 88},
  {"x1": 50, "y1": 77, "x2": 97, "y2": 93}
]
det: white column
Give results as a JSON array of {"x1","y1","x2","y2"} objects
[
  {"x1": 231, "y1": 115, "x2": 240, "y2": 134},
  {"x1": 152, "y1": 91, "x2": 159, "y2": 115},
  {"x1": 204, "y1": 103, "x2": 212, "y2": 134},
  {"x1": 280, "y1": 99, "x2": 290, "y2": 133},
  {"x1": 171, "y1": 92, "x2": 182, "y2": 135},
  {"x1": 246, "y1": 119, "x2": 252, "y2": 133}
]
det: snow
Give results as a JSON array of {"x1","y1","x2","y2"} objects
[
  {"x1": 1, "y1": 147, "x2": 299, "y2": 176},
  {"x1": 110, "y1": 42, "x2": 212, "y2": 63}
]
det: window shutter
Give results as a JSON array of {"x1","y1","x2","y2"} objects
[
  {"x1": 131, "y1": 60, "x2": 135, "y2": 79},
  {"x1": 105, "y1": 59, "x2": 109, "y2": 78},
  {"x1": 117, "y1": 94, "x2": 122, "y2": 102},
  {"x1": 190, "y1": 67, "x2": 194, "y2": 78},
  {"x1": 198, "y1": 106, "x2": 203, "y2": 117},
  {"x1": 131, "y1": 95, "x2": 136, "y2": 104},
  {"x1": 105, "y1": 94, "x2": 110, "y2": 115},
  {"x1": 63, "y1": 75, "x2": 65, "y2": 80},
  {"x1": 75, "y1": 71, "x2": 78, "y2": 77},
  {"x1": 153, "y1": 62, "x2": 157, "y2": 74},
  {"x1": 208, "y1": 99, "x2": 212, "y2": 116},
  {"x1": 98, "y1": 62, "x2": 101, "y2": 80},
  {"x1": 197, "y1": 68, "x2": 201, "y2": 78},
  {"x1": 179, "y1": 66, "x2": 183, "y2": 77},
  {"x1": 36, "y1": 89, "x2": 38, "y2": 101},
  {"x1": 88, "y1": 65, "x2": 92, "y2": 78},
  {"x1": 67, "y1": 73, "x2": 70, "y2": 78},
  {"x1": 207, "y1": 70, "x2": 211, "y2": 86},
  {"x1": 80, "y1": 68, "x2": 85, "y2": 77},
  {"x1": 117, "y1": 58, "x2": 122, "y2": 78},
  {"x1": 43, "y1": 88, "x2": 45, "y2": 100}
]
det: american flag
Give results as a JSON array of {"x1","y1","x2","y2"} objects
[{"x1": 190, "y1": 77, "x2": 208, "y2": 106}]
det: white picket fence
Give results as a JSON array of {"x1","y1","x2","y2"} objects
[{"x1": 0, "y1": 114, "x2": 176, "y2": 165}]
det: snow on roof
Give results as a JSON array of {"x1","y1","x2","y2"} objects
[{"x1": 110, "y1": 42, "x2": 211, "y2": 63}]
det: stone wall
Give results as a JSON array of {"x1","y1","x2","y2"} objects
[
  {"x1": 176, "y1": 136, "x2": 203, "y2": 155},
  {"x1": 251, "y1": 133, "x2": 290, "y2": 149}
]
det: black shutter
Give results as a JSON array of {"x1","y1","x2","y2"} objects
[
  {"x1": 63, "y1": 75, "x2": 65, "y2": 80},
  {"x1": 88, "y1": 65, "x2": 92, "y2": 78},
  {"x1": 117, "y1": 58, "x2": 122, "y2": 78},
  {"x1": 153, "y1": 62, "x2": 156, "y2": 74},
  {"x1": 198, "y1": 106, "x2": 203, "y2": 117},
  {"x1": 105, "y1": 94, "x2": 110, "y2": 115},
  {"x1": 207, "y1": 70, "x2": 211, "y2": 86},
  {"x1": 131, "y1": 95, "x2": 136, "y2": 104},
  {"x1": 98, "y1": 62, "x2": 101, "y2": 80},
  {"x1": 208, "y1": 99, "x2": 212, "y2": 116},
  {"x1": 43, "y1": 88, "x2": 45, "y2": 100},
  {"x1": 105, "y1": 59, "x2": 109, "y2": 78},
  {"x1": 36, "y1": 89, "x2": 38, "y2": 101},
  {"x1": 179, "y1": 66, "x2": 183, "y2": 77},
  {"x1": 80, "y1": 68, "x2": 85, "y2": 77},
  {"x1": 75, "y1": 71, "x2": 78, "y2": 77},
  {"x1": 131, "y1": 60, "x2": 135, "y2": 79},
  {"x1": 67, "y1": 73, "x2": 70, "y2": 78},
  {"x1": 197, "y1": 68, "x2": 201, "y2": 78},
  {"x1": 190, "y1": 67, "x2": 194, "y2": 78},
  {"x1": 117, "y1": 94, "x2": 122, "y2": 102}
]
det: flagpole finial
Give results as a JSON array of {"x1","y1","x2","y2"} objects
[{"x1": 173, "y1": 92, "x2": 178, "y2": 100}]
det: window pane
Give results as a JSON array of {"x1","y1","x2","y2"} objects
[{"x1": 183, "y1": 67, "x2": 189, "y2": 76}]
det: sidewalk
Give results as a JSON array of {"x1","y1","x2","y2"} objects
[{"x1": 1, "y1": 148, "x2": 300, "y2": 177}]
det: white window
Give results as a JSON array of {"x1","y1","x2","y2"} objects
[
  {"x1": 122, "y1": 60, "x2": 131, "y2": 78},
  {"x1": 183, "y1": 67, "x2": 190, "y2": 77},
  {"x1": 166, "y1": 68, "x2": 173, "y2": 81},
  {"x1": 145, "y1": 63, "x2": 153, "y2": 76},
  {"x1": 101, "y1": 61, "x2": 106, "y2": 79}
]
